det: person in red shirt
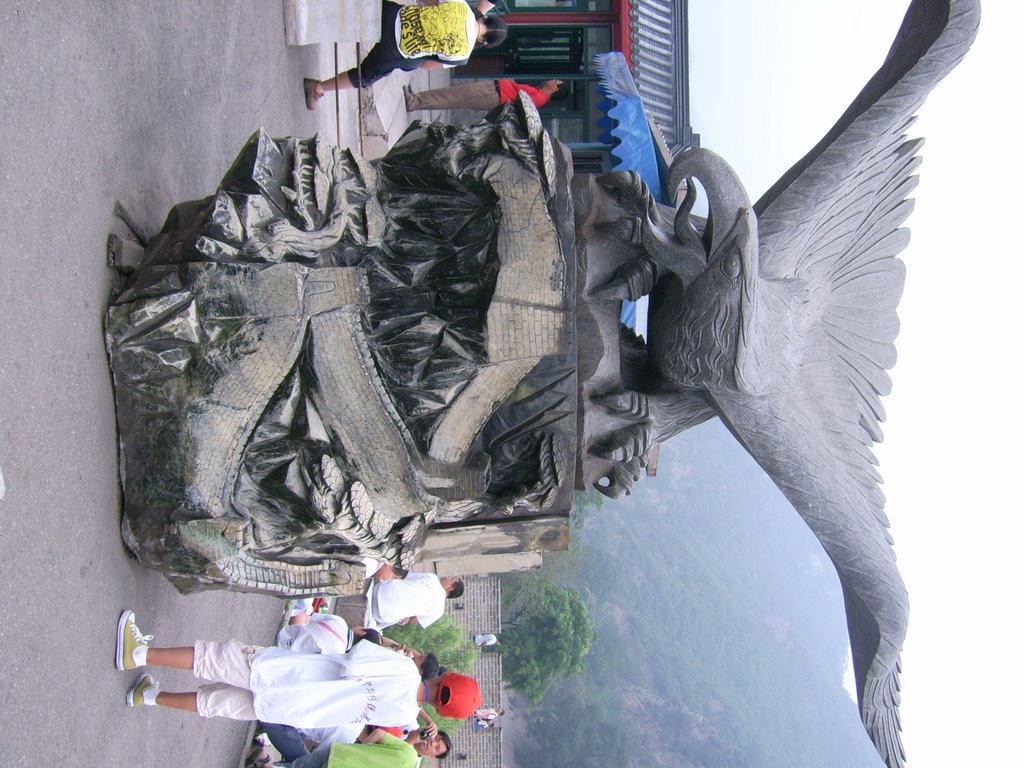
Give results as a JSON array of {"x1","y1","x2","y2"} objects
[{"x1": 404, "y1": 78, "x2": 565, "y2": 112}]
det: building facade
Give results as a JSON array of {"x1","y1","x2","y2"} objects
[{"x1": 455, "y1": 0, "x2": 698, "y2": 153}]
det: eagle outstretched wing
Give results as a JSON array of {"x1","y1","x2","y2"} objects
[{"x1": 709, "y1": 1, "x2": 979, "y2": 766}]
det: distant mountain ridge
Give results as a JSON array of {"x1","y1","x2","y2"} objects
[{"x1": 509, "y1": 419, "x2": 884, "y2": 768}]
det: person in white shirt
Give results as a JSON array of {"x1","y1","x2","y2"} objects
[
  {"x1": 366, "y1": 568, "x2": 464, "y2": 630},
  {"x1": 277, "y1": 613, "x2": 355, "y2": 656},
  {"x1": 265, "y1": 624, "x2": 443, "y2": 763},
  {"x1": 473, "y1": 706, "x2": 504, "y2": 723},
  {"x1": 116, "y1": 610, "x2": 482, "y2": 728},
  {"x1": 272, "y1": 604, "x2": 445, "y2": 747}
]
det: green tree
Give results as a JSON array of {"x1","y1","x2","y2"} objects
[
  {"x1": 384, "y1": 613, "x2": 477, "y2": 674},
  {"x1": 501, "y1": 576, "x2": 595, "y2": 703}
]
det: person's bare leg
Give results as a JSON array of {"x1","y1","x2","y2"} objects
[
  {"x1": 146, "y1": 646, "x2": 195, "y2": 670},
  {"x1": 320, "y1": 72, "x2": 353, "y2": 94},
  {"x1": 155, "y1": 691, "x2": 199, "y2": 713}
]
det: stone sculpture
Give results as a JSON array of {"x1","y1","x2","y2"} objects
[
  {"x1": 107, "y1": 107, "x2": 579, "y2": 596},
  {"x1": 575, "y1": 3, "x2": 977, "y2": 765},
  {"x1": 105, "y1": 1, "x2": 978, "y2": 765}
]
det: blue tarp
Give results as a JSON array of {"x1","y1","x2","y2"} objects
[
  {"x1": 594, "y1": 52, "x2": 666, "y2": 203},
  {"x1": 594, "y1": 52, "x2": 664, "y2": 334}
]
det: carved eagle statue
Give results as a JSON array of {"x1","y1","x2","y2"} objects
[{"x1": 588, "y1": 1, "x2": 979, "y2": 765}]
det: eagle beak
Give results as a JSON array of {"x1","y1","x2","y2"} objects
[{"x1": 668, "y1": 148, "x2": 753, "y2": 268}]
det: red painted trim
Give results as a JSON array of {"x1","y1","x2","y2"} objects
[{"x1": 612, "y1": 0, "x2": 634, "y2": 68}]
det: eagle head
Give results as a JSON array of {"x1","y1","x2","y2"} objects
[{"x1": 650, "y1": 148, "x2": 760, "y2": 394}]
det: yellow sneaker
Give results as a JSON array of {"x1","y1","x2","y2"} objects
[
  {"x1": 126, "y1": 673, "x2": 159, "y2": 707},
  {"x1": 116, "y1": 610, "x2": 152, "y2": 670}
]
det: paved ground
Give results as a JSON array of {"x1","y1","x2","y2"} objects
[{"x1": 0, "y1": 3, "x2": 448, "y2": 766}]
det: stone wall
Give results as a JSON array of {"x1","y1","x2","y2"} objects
[{"x1": 447, "y1": 575, "x2": 503, "y2": 768}]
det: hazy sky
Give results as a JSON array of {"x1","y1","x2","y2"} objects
[{"x1": 688, "y1": 2, "x2": 1022, "y2": 765}]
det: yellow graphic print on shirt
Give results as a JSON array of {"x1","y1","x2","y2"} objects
[{"x1": 398, "y1": 2, "x2": 473, "y2": 59}]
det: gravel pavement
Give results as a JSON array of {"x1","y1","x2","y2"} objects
[{"x1": 0, "y1": 4, "x2": 336, "y2": 766}]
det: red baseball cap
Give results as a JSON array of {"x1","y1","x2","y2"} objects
[{"x1": 435, "y1": 672, "x2": 482, "y2": 718}]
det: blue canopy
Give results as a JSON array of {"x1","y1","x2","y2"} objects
[
  {"x1": 594, "y1": 52, "x2": 666, "y2": 333},
  {"x1": 594, "y1": 52, "x2": 666, "y2": 203}
]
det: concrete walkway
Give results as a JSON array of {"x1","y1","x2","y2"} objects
[{"x1": 0, "y1": 4, "x2": 448, "y2": 766}]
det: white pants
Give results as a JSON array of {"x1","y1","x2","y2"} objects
[{"x1": 193, "y1": 639, "x2": 264, "y2": 720}]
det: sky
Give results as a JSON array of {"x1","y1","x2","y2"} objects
[{"x1": 687, "y1": 1, "x2": 1022, "y2": 765}]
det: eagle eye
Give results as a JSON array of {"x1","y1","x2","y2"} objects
[{"x1": 721, "y1": 248, "x2": 742, "y2": 280}]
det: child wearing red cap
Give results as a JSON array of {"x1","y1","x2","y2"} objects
[{"x1": 429, "y1": 672, "x2": 483, "y2": 718}]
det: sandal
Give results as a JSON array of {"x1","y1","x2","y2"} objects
[
  {"x1": 246, "y1": 751, "x2": 274, "y2": 768},
  {"x1": 303, "y1": 78, "x2": 323, "y2": 110}
]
